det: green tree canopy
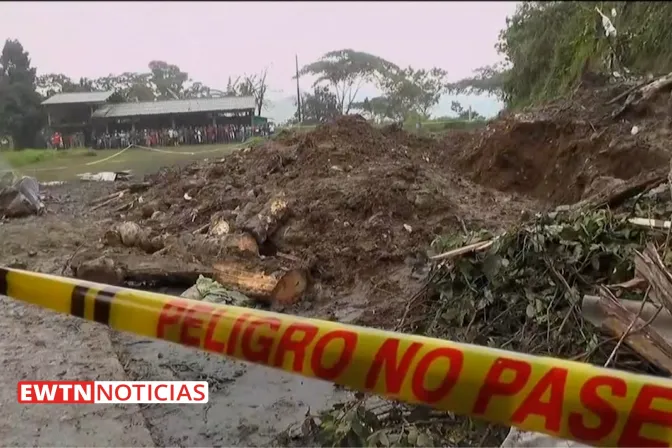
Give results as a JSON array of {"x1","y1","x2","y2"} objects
[
  {"x1": 0, "y1": 39, "x2": 43, "y2": 149},
  {"x1": 299, "y1": 49, "x2": 398, "y2": 114},
  {"x1": 294, "y1": 85, "x2": 339, "y2": 125}
]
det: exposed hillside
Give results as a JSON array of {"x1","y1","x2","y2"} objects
[{"x1": 457, "y1": 2, "x2": 672, "y2": 109}]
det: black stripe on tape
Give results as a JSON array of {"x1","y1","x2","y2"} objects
[
  {"x1": 93, "y1": 287, "x2": 122, "y2": 325},
  {"x1": 70, "y1": 285, "x2": 88, "y2": 318},
  {"x1": 0, "y1": 267, "x2": 8, "y2": 296}
]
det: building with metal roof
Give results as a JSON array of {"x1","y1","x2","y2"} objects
[
  {"x1": 41, "y1": 93, "x2": 258, "y2": 146},
  {"x1": 92, "y1": 96, "x2": 255, "y2": 119},
  {"x1": 41, "y1": 91, "x2": 116, "y2": 105}
]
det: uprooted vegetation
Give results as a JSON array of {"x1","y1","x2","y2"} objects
[{"x1": 285, "y1": 183, "x2": 672, "y2": 447}]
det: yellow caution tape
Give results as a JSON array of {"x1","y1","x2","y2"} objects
[{"x1": 2, "y1": 266, "x2": 672, "y2": 447}]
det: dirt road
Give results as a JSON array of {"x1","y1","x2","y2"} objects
[{"x1": 0, "y1": 182, "x2": 348, "y2": 446}]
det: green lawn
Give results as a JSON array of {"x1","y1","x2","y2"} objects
[{"x1": 0, "y1": 144, "x2": 243, "y2": 182}]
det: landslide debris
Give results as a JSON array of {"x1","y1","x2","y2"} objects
[
  {"x1": 289, "y1": 76, "x2": 672, "y2": 447},
  {"x1": 447, "y1": 75, "x2": 672, "y2": 205},
  {"x1": 96, "y1": 115, "x2": 539, "y2": 318}
]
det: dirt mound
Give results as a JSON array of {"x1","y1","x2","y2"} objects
[
  {"x1": 110, "y1": 116, "x2": 539, "y2": 322},
  {"x1": 452, "y1": 78, "x2": 672, "y2": 204}
]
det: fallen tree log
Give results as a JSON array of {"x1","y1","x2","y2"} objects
[
  {"x1": 213, "y1": 260, "x2": 307, "y2": 305},
  {"x1": 124, "y1": 266, "x2": 213, "y2": 287},
  {"x1": 584, "y1": 290, "x2": 672, "y2": 373},
  {"x1": 243, "y1": 195, "x2": 289, "y2": 244},
  {"x1": 73, "y1": 256, "x2": 212, "y2": 288},
  {"x1": 185, "y1": 232, "x2": 259, "y2": 257},
  {"x1": 570, "y1": 173, "x2": 666, "y2": 211}
]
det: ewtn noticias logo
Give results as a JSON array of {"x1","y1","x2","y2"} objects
[{"x1": 17, "y1": 381, "x2": 208, "y2": 404}]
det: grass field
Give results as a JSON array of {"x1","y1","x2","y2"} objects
[{"x1": 0, "y1": 144, "x2": 243, "y2": 182}]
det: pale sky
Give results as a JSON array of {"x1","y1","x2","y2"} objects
[{"x1": 1, "y1": 1, "x2": 517, "y2": 99}]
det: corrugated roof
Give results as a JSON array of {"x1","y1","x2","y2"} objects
[
  {"x1": 91, "y1": 96, "x2": 256, "y2": 119},
  {"x1": 42, "y1": 91, "x2": 116, "y2": 105}
]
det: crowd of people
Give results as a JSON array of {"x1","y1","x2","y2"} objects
[
  {"x1": 47, "y1": 131, "x2": 86, "y2": 149},
  {"x1": 46, "y1": 122, "x2": 275, "y2": 150},
  {"x1": 92, "y1": 123, "x2": 274, "y2": 150}
]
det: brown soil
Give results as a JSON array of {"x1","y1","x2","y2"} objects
[
  {"x1": 448, "y1": 79, "x2": 672, "y2": 204},
  {"x1": 107, "y1": 115, "x2": 540, "y2": 326}
]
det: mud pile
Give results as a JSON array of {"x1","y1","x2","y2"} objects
[
  {"x1": 450, "y1": 77, "x2": 672, "y2": 204},
  {"x1": 110, "y1": 116, "x2": 538, "y2": 321}
]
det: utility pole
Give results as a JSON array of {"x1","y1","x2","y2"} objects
[{"x1": 295, "y1": 54, "x2": 302, "y2": 123}]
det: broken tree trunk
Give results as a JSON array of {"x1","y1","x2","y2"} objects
[
  {"x1": 213, "y1": 261, "x2": 307, "y2": 305},
  {"x1": 635, "y1": 244, "x2": 672, "y2": 317},
  {"x1": 72, "y1": 256, "x2": 212, "y2": 288},
  {"x1": 243, "y1": 195, "x2": 290, "y2": 244},
  {"x1": 613, "y1": 71, "x2": 672, "y2": 118},
  {"x1": 124, "y1": 265, "x2": 213, "y2": 287},
  {"x1": 585, "y1": 289, "x2": 672, "y2": 373},
  {"x1": 571, "y1": 173, "x2": 666, "y2": 211}
]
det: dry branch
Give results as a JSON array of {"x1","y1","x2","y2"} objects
[
  {"x1": 628, "y1": 218, "x2": 672, "y2": 230},
  {"x1": 635, "y1": 244, "x2": 672, "y2": 316},
  {"x1": 90, "y1": 189, "x2": 127, "y2": 207},
  {"x1": 585, "y1": 290, "x2": 672, "y2": 373},
  {"x1": 613, "y1": 72, "x2": 672, "y2": 118},
  {"x1": 430, "y1": 240, "x2": 494, "y2": 261}
]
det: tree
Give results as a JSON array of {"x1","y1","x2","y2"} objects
[
  {"x1": 483, "y1": 2, "x2": 672, "y2": 106},
  {"x1": 148, "y1": 60, "x2": 188, "y2": 100},
  {"x1": 0, "y1": 39, "x2": 43, "y2": 149},
  {"x1": 448, "y1": 63, "x2": 509, "y2": 101},
  {"x1": 379, "y1": 66, "x2": 449, "y2": 120},
  {"x1": 37, "y1": 73, "x2": 80, "y2": 97},
  {"x1": 298, "y1": 49, "x2": 398, "y2": 114},
  {"x1": 295, "y1": 85, "x2": 339, "y2": 124},
  {"x1": 183, "y1": 81, "x2": 212, "y2": 99},
  {"x1": 450, "y1": 101, "x2": 484, "y2": 120},
  {"x1": 225, "y1": 76, "x2": 240, "y2": 96},
  {"x1": 93, "y1": 72, "x2": 155, "y2": 102},
  {"x1": 243, "y1": 69, "x2": 269, "y2": 116},
  {"x1": 218, "y1": 70, "x2": 270, "y2": 115},
  {"x1": 353, "y1": 96, "x2": 395, "y2": 123}
]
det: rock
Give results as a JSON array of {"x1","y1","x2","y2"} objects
[
  {"x1": 117, "y1": 221, "x2": 144, "y2": 247},
  {"x1": 0, "y1": 176, "x2": 45, "y2": 218}
]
